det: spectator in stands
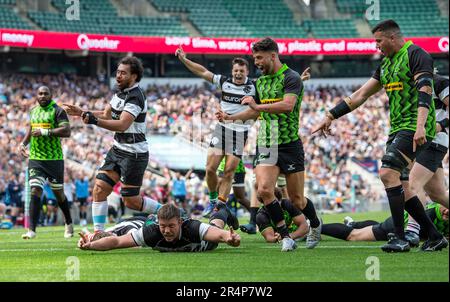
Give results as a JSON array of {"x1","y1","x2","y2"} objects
[
  {"x1": 5, "y1": 174, "x2": 23, "y2": 226},
  {"x1": 75, "y1": 172, "x2": 90, "y2": 226}
]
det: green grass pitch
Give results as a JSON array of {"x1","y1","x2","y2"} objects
[{"x1": 0, "y1": 211, "x2": 448, "y2": 282}]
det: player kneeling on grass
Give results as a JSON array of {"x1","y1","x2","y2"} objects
[
  {"x1": 321, "y1": 202, "x2": 448, "y2": 251},
  {"x1": 257, "y1": 188, "x2": 310, "y2": 243},
  {"x1": 78, "y1": 203, "x2": 240, "y2": 252}
]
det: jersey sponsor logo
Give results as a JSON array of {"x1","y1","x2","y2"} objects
[
  {"x1": 31, "y1": 122, "x2": 51, "y2": 129},
  {"x1": 260, "y1": 98, "x2": 283, "y2": 104},
  {"x1": 384, "y1": 82, "x2": 404, "y2": 92},
  {"x1": 222, "y1": 94, "x2": 242, "y2": 104}
]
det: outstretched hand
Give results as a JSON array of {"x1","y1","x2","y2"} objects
[
  {"x1": 311, "y1": 116, "x2": 333, "y2": 137},
  {"x1": 62, "y1": 103, "x2": 83, "y2": 117},
  {"x1": 77, "y1": 232, "x2": 91, "y2": 250},
  {"x1": 226, "y1": 227, "x2": 241, "y2": 247}
]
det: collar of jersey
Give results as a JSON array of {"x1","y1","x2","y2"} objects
[
  {"x1": 263, "y1": 63, "x2": 288, "y2": 78},
  {"x1": 122, "y1": 83, "x2": 139, "y2": 92},
  {"x1": 391, "y1": 40, "x2": 413, "y2": 60},
  {"x1": 40, "y1": 100, "x2": 55, "y2": 109}
]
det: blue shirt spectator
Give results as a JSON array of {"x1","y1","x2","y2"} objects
[{"x1": 75, "y1": 177, "x2": 90, "y2": 199}]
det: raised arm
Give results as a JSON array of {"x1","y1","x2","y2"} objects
[
  {"x1": 311, "y1": 77, "x2": 382, "y2": 136},
  {"x1": 175, "y1": 46, "x2": 214, "y2": 82}
]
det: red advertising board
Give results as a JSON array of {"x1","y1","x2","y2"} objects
[{"x1": 0, "y1": 28, "x2": 448, "y2": 56}]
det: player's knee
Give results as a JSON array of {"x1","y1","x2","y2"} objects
[
  {"x1": 222, "y1": 168, "x2": 234, "y2": 180},
  {"x1": 93, "y1": 183, "x2": 108, "y2": 200},
  {"x1": 379, "y1": 168, "x2": 399, "y2": 186},
  {"x1": 205, "y1": 164, "x2": 217, "y2": 177},
  {"x1": 257, "y1": 186, "x2": 273, "y2": 202}
]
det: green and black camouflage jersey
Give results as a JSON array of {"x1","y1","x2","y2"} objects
[
  {"x1": 425, "y1": 202, "x2": 448, "y2": 238},
  {"x1": 256, "y1": 64, "x2": 303, "y2": 147},
  {"x1": 373, "y1": 41, "x2": 436, "y2": 138},
  {"x1": 402, "y1": 202, "x2": 448, "y2": 237},
  {"x1": 29, "y1": 100, "x2": 69, "y2": 160},
  {"x1": 217, "y1": 157, "x2": 246, "y2": 174},
  {"x1": 256, "y1": 199, "x2": 302, "y2": 234}
]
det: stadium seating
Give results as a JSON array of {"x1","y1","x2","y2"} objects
[
  {"x1": 26, "y1": 0, "x2": 189, "y2": 36},
  {"x1": 337, "y1": 0, "x2": 449, "y2": 36},
  {"x1": 0, "y1": 6, "x2": 32, "y2": 29},
  {"x1": 302, "y1": 18, "x2": 359, "y2": 38},
  {"x1": 2, "y1": 0, "x2": 448, "y2": 38}
]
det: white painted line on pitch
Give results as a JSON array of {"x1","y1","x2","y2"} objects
[
  {"x1": 258, "y1": 245, "x2": 382, "y2": 249},
  {"x1": 0, "y1": 248, "x2": 67, "y2": 252}
]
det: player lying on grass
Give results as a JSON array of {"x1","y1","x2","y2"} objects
[
  {"x1": 78, "y1": 203, "x2": 240, "y2": 252},
  {"x1": 322, "y1": 202, "x2": 448, "y2": 250},
  {"x1": 256, "y1": 187, "x2": 309, "y2": 243}
]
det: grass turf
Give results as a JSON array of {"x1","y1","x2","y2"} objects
[{"x1": 0, "y1": 211, "x2": 448, "y2": 282}]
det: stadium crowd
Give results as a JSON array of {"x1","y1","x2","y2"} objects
[{"x1": 1, "y1": 73, "x2": 448, "y2": 226}]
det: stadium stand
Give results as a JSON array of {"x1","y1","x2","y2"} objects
[
  {"x1": 337, "y1": 0, "x2": 449, "y2": 36},
  {"x1": 2, "y1": 0, "x2": 447, "y2": 38},
  {"x1": 0, "y1": 5, "x2": 32, "y2": 29}
]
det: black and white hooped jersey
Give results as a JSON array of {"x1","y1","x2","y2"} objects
[
  {"x1": 433, "y1": 74, "x2": 449, "y2": 148},
  {"x1": 130, "y1": 219, "x2": 215, "y2": 252},
  {"x1": 105, "y1": 216, "x2": 147, "y2": 236},
  {"x1": 110, "y1": 83, "x2": 148, "y2": 154},
  {"x1": 212, "y1": 75, "x2": 258, "y2": 132}
]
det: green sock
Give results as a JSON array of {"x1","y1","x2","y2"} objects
[{"x1": 209, "y1": 191, "x2": 218, "y2": 203}]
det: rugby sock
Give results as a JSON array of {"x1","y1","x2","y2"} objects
[
  {"x1": 209, "y1": 191, "x2": 218, "y2": 204},
  {"x1": 386, "y1": 185, "x2": 405, "y2": 239},
  {"x1": 92, "y1": 201, "x2": 108, "y2": 231},
  {"x1": 301, "y1": 198, "x2": 320, "y2": 228},
  {"x1": 406, "y1": 217, "x2": 420, "y2": 236},
  {"x1": 352, "y1": 220, "x2": 379, "y2": 229},
  {"x1": 405, "y1": 196, "x2": 441, "y2": 240},
  {"x1": 249, "y1": 207, "x2": 259, "y2": 226},
  {"x1": 58, "y1": 197, "x2": 72, "y2": 225},
  {"x1": 11, "y1": 216, "x2": 17, "y2": 225},
  {"x1": 29, "y1": 194, "x2": 41, "y2": 232},
  {"x1": 141, "y1": 196, "x2": 162, "y2": 214},
  {"x1": 322, "y1": 223, "x2": 353, "y2": 241},
  {"x1": 265, "y1": 200, "x2": 290, "y2": 238}
]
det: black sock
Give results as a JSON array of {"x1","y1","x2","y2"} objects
[
  {"x1": 386, "y1": 185, "x2": 405, "y2": 239},
  {"x1": 29, "y1": 194, "x2": 41, "y2": 232},
  {"x1": 352, "y1": 220, "x2": 379, "y2": 229},
  {"x1": 276, "y1": 224, "x2": 290, "y2": 238},
  {"x1": 322, "y1": 223, "x2": 353, "y2": 240},
  {"x1": 58, "y1": 197, "x2": 73, "y2": 225},
  {"x1": 405, "y1": 196, "x2": 441, "y2": 240},
  {"x1": 301, "y1": 198, "x2": 320, "y2": 228},
  {"x1": 249, "y1": 207, "x2": 258, "y2": 226},
  {"x1": 11, "y1": 216, "x2": 17, "y2": 225},
  {"x1": 82, "y1": 212, "x2": 87, "y2": 220},
  {"x1": 79, "y1": 210, "x2": 83, "y2": 220},
  {"x1": 265, "y1": 200, "x2": 290, "y2": 238}
]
